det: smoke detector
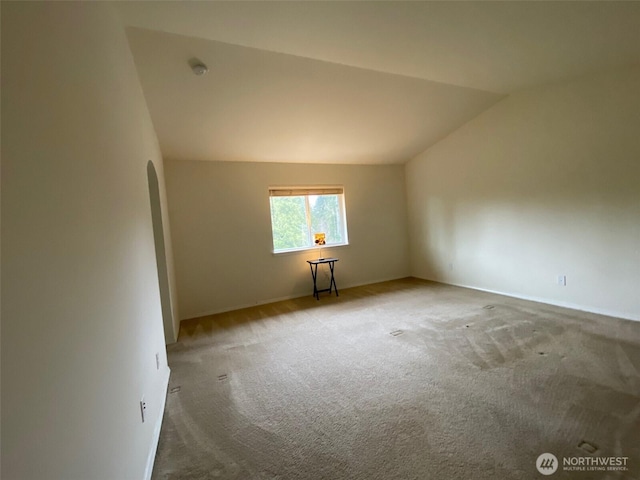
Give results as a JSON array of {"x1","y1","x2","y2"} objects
[{"x1": 191, "y1": 63, "x2": 208, "y2": 76}]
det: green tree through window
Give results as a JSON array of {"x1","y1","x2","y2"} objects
[
  {"x1": 269, "y1": 187, "x2": 348, "y2": 253},
  {"x1": 269, "y1": 196, "x2": 308, "y2": 250},
  {"x1": 310, "y1": 195, "x2": 342, "y2": 245}
]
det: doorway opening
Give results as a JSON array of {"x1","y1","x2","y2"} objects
[{"x1": 147, "y1": 160, "x2": 176, "y2": 344}]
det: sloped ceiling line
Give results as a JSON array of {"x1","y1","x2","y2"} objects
[{"x1": 117, "y1": 2, "x2": 640, "y2": 164}]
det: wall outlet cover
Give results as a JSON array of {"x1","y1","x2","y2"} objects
[{"x1": 140, "y1": 398, "x2": 147, "y2": 423}]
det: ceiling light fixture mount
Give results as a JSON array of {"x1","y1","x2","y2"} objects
[
  {"x1": 188, "y1": 58, "x2": 209, "y2": 76},
  {"x1": 192, "y1": 62, "x2": 208, "y2": 76}
]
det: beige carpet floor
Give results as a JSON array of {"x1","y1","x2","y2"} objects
[{"x1": 152, "y1": 278, "x2": 640, "y2": 480}]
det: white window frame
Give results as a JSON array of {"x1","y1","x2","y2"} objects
[{"x1": 268, "y1": 186, "x2": 349, "y2": 254}]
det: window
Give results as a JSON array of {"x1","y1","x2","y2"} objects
[{"x1": 269, "y1": 186, "x2": 348, "y2": 253}]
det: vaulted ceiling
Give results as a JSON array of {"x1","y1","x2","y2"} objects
[{"x1": 116, "y1": 1, "x2": 640, "y2": 164}]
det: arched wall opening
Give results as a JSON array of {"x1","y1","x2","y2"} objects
[{"x1": 147, "y1": 160, "x2": 176, "y2": 344}]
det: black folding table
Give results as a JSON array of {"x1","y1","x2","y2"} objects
[{"x1": 306, "y1": 258, "x2": 339, "y2": 300}]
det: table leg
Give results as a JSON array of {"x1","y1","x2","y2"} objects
[
  {"x1": 309, "y1": 262, "x2": 319, "y2": 300},
  {"x1": 329, "y1": 261, "x2": 339, "y2": 297}
]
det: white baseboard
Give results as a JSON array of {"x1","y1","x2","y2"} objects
[
  {"x1": 418, "y1": 276, "x2": 639, "y2": 322},
  {"x1": 181, "y1": 275, "x2": 410, "y2": 321},
  {"x1": 143, "y1": 367, "x2": 171, "y2": 480}
]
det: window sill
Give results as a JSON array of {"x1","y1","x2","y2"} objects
[{"x1": 272, "y1": 243, "x2": 349, "y2": 256}]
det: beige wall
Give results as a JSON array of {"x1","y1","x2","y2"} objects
[
  {"x1": 406, "y1": 66, "x2": 640, "y2": 321},
  {"x1": 165, "y1": 160, "x2": 410, "y2": 319},
  {"x1": 2, "y1": 3, "x2": 175, "y2": 479}
]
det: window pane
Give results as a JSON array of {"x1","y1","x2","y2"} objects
[
  {"x1": 310, "y1": 194, "x2": 343, "y2": 244},
  {"x1": 269, "y1": 189, "x2": 347, "y2": 253},
  {"x1": 269, "y1": 196, "x2": 308, "y2": 250}
]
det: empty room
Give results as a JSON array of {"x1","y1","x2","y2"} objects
[{"x1": 2, "y1": 1, "x2": 639, "y2": 480}]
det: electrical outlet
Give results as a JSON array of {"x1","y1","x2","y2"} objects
[
  {"x1": 557, "y1": 275, "x2": 567, "y2": 286},
  {"x1": 155, "y1": 352, "x2": 160, "y2": 370},
  {"x1": 448, "y1": 263, "x2": 454, "y2": 271},
  {"x1": 140, "y1": 397, "x2": 147, "y2": 423}
]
